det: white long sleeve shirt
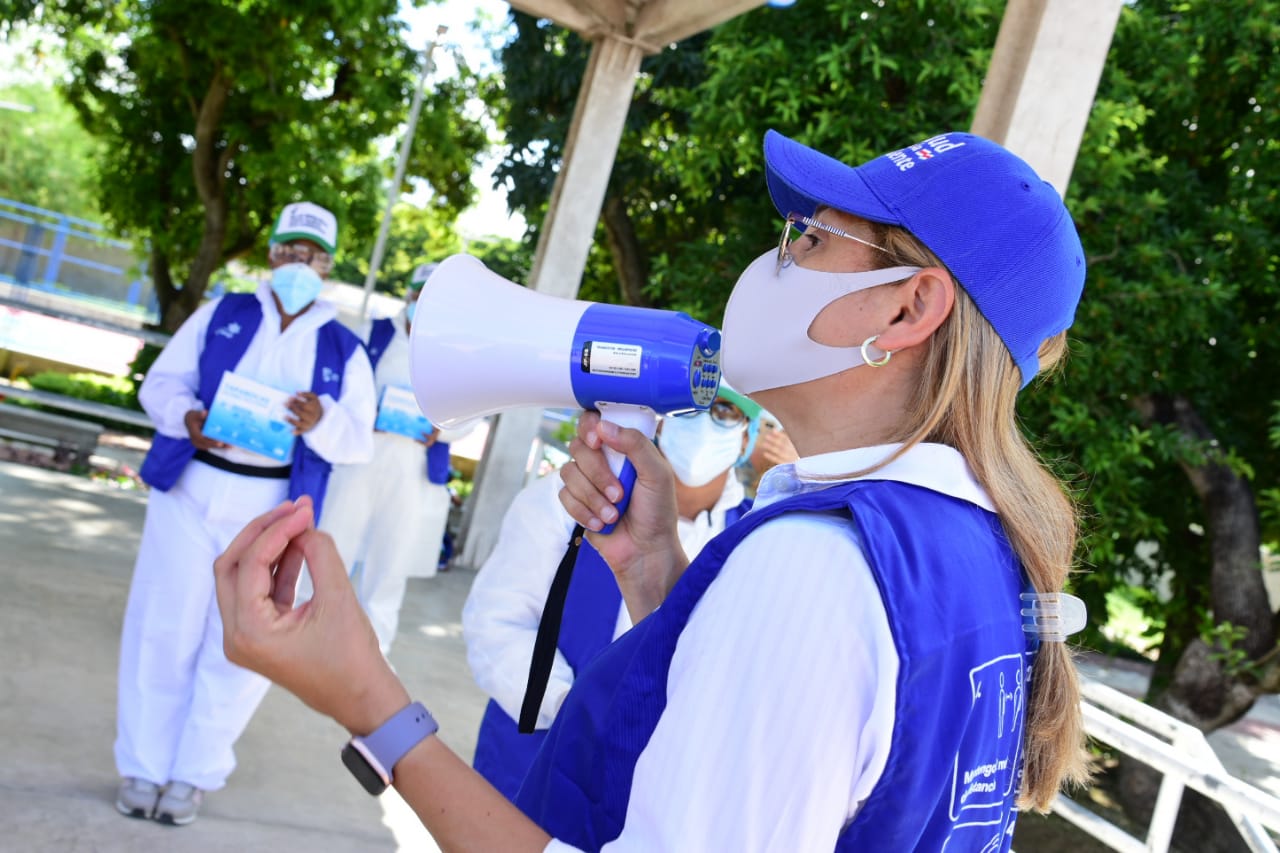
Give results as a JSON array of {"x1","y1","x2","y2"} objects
[
  {"x1": 540, "y1": 442, "x2": 996, "y2": 853},
  {"x1": 463, "y1": 468, "x2": 747, "y2": 729},
  {"x1": 139, "y1": 284, "x2": 376, "y2": 468}
]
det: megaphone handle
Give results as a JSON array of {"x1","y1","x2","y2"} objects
[
  {"x1": 599, "y1": 452, "x2": 637, "y2": 535},
  {"x1": 594, "y1": 403, "x2": 657, "y2": 535}
]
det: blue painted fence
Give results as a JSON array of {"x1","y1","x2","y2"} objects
[{"x1": 0, "y1": 197, "x2": 158, "y2": 321}]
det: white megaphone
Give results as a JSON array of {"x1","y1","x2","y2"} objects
[{"x1": 409, "y1": 253, "x2": 723, "y2": 532}]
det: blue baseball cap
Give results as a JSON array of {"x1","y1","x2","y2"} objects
[{"x1": 763, "y1": 130, "x2": 1085, "y2": 388}]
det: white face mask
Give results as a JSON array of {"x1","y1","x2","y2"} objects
[
  {"x1": 721, "y1": 250, "x2": 922, "y2": 394},
  {"x1": 659, "y1": 411, "x2": 746, "y2": 488}
]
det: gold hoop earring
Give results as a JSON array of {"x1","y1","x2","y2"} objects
[{"x1": 861, "y1": 335, "x2": 892, "y2": 367}]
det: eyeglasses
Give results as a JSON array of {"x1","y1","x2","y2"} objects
[
  {"x1": 670, "y1": 397, "x2": 747, "y2": 429},
  {"x1": 709, "y1": 398, "x2": 747, "y2": 429},
  {"x1": 777, "y1": 212, "x2": 891, "y2": 274},
  {"x1": 270, "y1": 241, "x2": 334, "y2": 275}
]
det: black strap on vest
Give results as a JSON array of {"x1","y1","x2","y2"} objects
[{"x1": 518, "y1": 524, "x2": 586, "y2": 734}]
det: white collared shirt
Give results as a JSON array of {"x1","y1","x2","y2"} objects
[{"x1": 545, "y1": 443, "x2": 994, "y2": 853}]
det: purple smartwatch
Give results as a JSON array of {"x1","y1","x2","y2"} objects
[{"x1": 341, "y1": 701, "x2": 439, "y2": 795}]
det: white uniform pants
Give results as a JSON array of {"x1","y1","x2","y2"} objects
[
  {"x1": 320, "y1": 433, "x2": 451, "y2": 654},
  {"x1": 115, "y1": 460, "x2": 287, "y2": 790}
]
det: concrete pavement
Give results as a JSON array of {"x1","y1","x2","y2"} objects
[{"x1": 0, "y1": 459, "x2": 486, "y2": 852}]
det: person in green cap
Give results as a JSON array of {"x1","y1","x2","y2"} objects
[
  {"x1": 461, "y1": 383, "x2": 760, "y2": 801},
  {"x1": 113, "y1": 200, "x2": 376, "y2": 826}
]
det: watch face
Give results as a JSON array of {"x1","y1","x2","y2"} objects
[{"x1": 342, "y1": 742, "x2": 389, "y2": 796}]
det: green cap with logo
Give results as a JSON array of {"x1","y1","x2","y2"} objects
[{"x1": 271, "y1": 202, "x2": 338, "y2": 255}]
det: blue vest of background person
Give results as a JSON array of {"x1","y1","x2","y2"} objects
[
  {"x1": 517, "y1": 475, "x2": 1036, "y2": 851},
  {"x1": 463, "y1": 384, "x2": 762, "y2": 802},
  {"x1": 317, "y1": 263, "x2": 477, "y2": 656},
  {"x1": 114, "y1": 201, "x2": 376, "y2": 826}
]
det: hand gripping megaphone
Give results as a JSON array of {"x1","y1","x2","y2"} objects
[{"x1": 408, "y1": 253, "x2": 723, "y2": 532}]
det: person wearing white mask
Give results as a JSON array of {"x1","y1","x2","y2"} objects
[
  {"x1": 212, "y1": 130, "x2": 1091, "y2": 852},
  {"x1": 316, "y1": 263, "x2": 475, "y2": 656},
  {"x1": 461, "y1": 382, "x2": 760, "y2": 801},
  {"x1": 114, "y1": 201, "x2": 376, "y2": 826}
]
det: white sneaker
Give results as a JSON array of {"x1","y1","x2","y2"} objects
[
  {"x1": 154, "y1": 781, "x2": 204, "y2": 826},
  {"x1": 115, "y1": 777, "x2": 161, "y2": 820}
]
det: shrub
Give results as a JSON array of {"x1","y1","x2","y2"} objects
[{"x1": 26, "y1": 371, "x2": 142, "y2": 411}]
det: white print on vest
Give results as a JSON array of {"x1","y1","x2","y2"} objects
[
  {"x1": 935, "y1": 651, "x2": 1032, "y2": 847},
  {"x1": 214, "y1": 322, "x2": 242, "y2": 339},
  {"x1": 322, "y1": 366, "x2": 339, "y2": 384}
]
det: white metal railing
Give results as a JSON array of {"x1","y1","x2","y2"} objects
[{"x1": 1046, "y1": 678, "x2": 1280, "y2": 852}]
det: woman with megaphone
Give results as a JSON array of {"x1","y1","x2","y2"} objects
[{"x1": 213, "y1": 130, "x2": 1091, "y2": 852}]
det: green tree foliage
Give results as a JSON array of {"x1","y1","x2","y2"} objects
[
  {"x1": 491, "y1": 3, "x2": 1001, "y2": 321},
  {"x1": 329, "y1": 201, "x2": 465, "y2": 293},
  {"x1": 489, "y1": 15, "x2": 723, "y2": 313},
  {"x1": 0, "y1": 81, "x2": 104, "y2": 220},
  {"x1": 6, "y1": 0, "x2": 488, "y2": 332},
  {"x1": 491, "y1": 0, "x2": 1280, "y2": 767},
  {"x1": 326, "y1": 198, "x2": 528, "y2": 297},
  {"x1": 1045, "y1": 0, "x2": 1280, "y2": 728}
]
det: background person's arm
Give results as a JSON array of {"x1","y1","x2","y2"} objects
[
  {"x1": 462, "y1": 474, "x2": 580, "y2": 726},
  {"x1": 137, "y1": 297, "x2": 220, "y2": 437}
]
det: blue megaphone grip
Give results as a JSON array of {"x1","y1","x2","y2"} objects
[{"x1": 598, "y1": 457, "x2": 637, "y2": 535}]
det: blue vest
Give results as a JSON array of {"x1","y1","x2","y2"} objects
[
  {"x1": 366, "y1": 316, "x2": 397, "y2": 369},
  {"x1": 367, "y1": 316, "x2": 451, "y2": 486},
  {"x1": 138, "y1": 293, "x2": 360, "y2": 519},
  {"x1": 514, "y1": 481, "x2": 1036, "y2": 852},
  {"x1": 473, "y1": 499, "x2": 753, "y2": 802}
]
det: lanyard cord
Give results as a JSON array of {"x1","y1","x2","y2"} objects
[{"x1": 518, "y1": 524, "x2": 586, "y2": 733}]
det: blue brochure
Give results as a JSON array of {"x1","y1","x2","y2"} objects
[
  {"x1": 202, "y1": 372, "x2": 296, "y2": 461},
  {"x1": 375, "y1": 384, "x2": 434, "y2": 441}
]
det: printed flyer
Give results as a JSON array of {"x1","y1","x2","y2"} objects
[
  {"x1": 375, "y1": 384, "x2": 434, "y2": 441},
  {"x1": 203, "y1": 372, "x2": 296, "y2": 460}
]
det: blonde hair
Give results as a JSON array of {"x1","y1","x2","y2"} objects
[{"x1": 866, "y1": 222, "x2": 1092, "y2": 810}]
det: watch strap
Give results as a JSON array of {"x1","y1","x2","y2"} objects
[{"x1": 356, "y1": 701, "x2": 438, "y2": 783}]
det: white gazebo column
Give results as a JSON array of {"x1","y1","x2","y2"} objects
[
  {"x1": 970, "y1": 0, "x2": 1124, "y2": 196},
  {"x1": 457, "y1": 35, "x2": 646, "y2": 569}
]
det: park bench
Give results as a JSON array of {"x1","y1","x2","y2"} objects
[
  {"x1": 0, "y1": 404, "x2": 105, "y2": 466},
  {"x1": 0, "y1": 380, "x2": 153, "y2": 467}
]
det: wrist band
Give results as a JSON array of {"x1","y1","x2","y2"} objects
[{"x1": 342, "y1": 701, "x2": 438, "y2": 795}]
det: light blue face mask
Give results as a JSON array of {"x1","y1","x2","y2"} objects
[
  {"x1": 658, "y1": 411, "x2": 746, "y2": 487},
  {"x1": 405, "y1": 302, "x2": 417, "y2": 325},
  {"x1": 271, "y1": 262, "x2": 323, "y2": 316}
]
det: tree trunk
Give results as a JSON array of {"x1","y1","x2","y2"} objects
[
  {"x1": 151, "y1": 247, "x2": 182, "y2": 332},
  {"x1": 161, "y1": 64, "x2": 235, "y2": 334},
  {"x1": 1135, "y1": 393, "x2": 1276, "y2": 706},
  {"x1": 1114, "y1": 393, "x2": 1278, "y2": 848},
  {"x1": 601, "y1": 193, "x2": 650, "y2": 308}
]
